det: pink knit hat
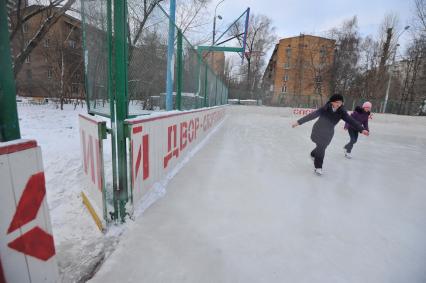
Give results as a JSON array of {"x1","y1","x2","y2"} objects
[{"x1": 362, "y1": 101, "x2": 372, "y2": 109}]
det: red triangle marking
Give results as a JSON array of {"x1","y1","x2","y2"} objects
[
  {"x1": 8, "y1": 226, "x2": 56, "y2": 261},
  {"x1": 7, "y1": 172, "x2": 46, "y2": 234}
]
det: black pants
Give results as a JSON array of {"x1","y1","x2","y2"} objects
[
  {"x1": 344, "y1": 129, "x2": 359, "y2": 153},
  {"x1": 311, "y1": 143, "x2": 328, "y2": 169}
]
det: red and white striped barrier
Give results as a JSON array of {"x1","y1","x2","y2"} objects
[
  {"x1": 0, "y1": 139, "x2": 58, "y2": 283},
  {"x1": 78, "y1": 114, "x2": 107, "y2": 231},
  {"x1": 126, "y1": 106, "x2": 226, "y2": 204}
]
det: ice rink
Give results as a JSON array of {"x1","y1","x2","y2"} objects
[{"x1": 90, "y1": 105, "x2": 426, "y2": 283}]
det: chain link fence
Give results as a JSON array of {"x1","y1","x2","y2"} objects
[
  {"x1": 81, "y1": 1, "x2": 228, "y2": 117},
  {"x1": 257, "y1": 90, "x2": 426, "y2": 116}
]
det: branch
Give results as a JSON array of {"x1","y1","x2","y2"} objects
[
  {"x1": 13, "y1": 0, "x2": 76, "y2": 77},
  {"x1": 10, "y1": 0, "x2": 65, "y2": 41}
]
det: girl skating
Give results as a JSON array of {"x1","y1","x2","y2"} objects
[
  {"x1": 343, "y1": 101, "x2": 371, "y2": 159},
  {"x1": 292, "y1": 94, "x2": 369, "y2": 175}
]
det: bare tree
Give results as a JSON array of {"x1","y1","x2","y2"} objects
[
  {"x1": 328, "y1": 16, "x2": 361, "y2": 97},
  {"x1": 229, "y1": 13, "x2": 276, "y2": 97},
  {"x1": 42, "y1": 29, "x2": 83, "y2": 109},
  {"x1": 176, "y1": 0, "x2": 211, "y2": 37},
  {"x1": 8, "y1": 0, "x2": 77, "y2": 77},
  {"x1": 357, "y1": 35, "x2": 381, "y2": 99},
  {"x1": 398, "y1": 0, "x2": 426, "y2": 114},
  {"x1": 304, "y1": 37, "x2": 335, "y2": 105},
  {"x1": 127, "y1": 0, "x2": 164, "y2": 64},
  {"x1": 413, "y1": 0, "x2": 426, "y2": 31}
]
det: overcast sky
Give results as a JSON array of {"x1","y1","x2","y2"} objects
[{"x1": 209, "y1": 0, "x2": 414, "y2": 55}]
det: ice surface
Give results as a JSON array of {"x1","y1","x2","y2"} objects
[{"x1": 89, "y1": 106, "x2": 426, "y2": 283}]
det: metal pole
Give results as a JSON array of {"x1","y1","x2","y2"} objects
[
  {"x1": 215, "y1": 76, "x2": 218, "y2": 106},
  {"x1": 0, "y1": 1, "x2": 21, "y2": 142},
  {"x1": 196, "y1": 49, "x2": 201, "y2": 109},
  {"x1": 383, "y1": 45, "x2": 398, "y2": 113},
  {"x1": 212, "y1": 0, "x2": 225, "y2": 45},
  {"x1": 165, "y1": 0, "x2": 176, "y2": 111},
  {"x1": 204, "y1": 65, "x2": 208, "y2": 107},
  {"x1": 113, "y1": 0, "x2": 129, "y2": 221},
  {"x1": 106, "y1": 0, "x2": 119, "y2": 220},
  {"x1": 383, "y1": 48, "x2": 396, "y2": 113},
  {"x1": 81, "y1": 0, "x2": 92, "y2": 113},
  {"x1": 176, "y1": 30, "x2": 183, "y2": 110},
  {"x1": 383, "y1": 26, "x2": 409, "y2": 113},
  {"x1": 213, "y1": 16, "x2": 216, "y2": 46}
]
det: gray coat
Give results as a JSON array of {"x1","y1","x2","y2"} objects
[{"x1": 297, "y1": 103, "x2": 364, "y2": 146}]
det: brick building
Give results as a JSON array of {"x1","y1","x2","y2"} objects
[
  {"x1": 262, "y1": 34, "x2": 335, "y2": 106},
  {"x1": 10, "y1": 5, "x2": 84, "y2": 99}
]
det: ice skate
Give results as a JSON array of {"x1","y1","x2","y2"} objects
[
  {"x1": 314, "y1": 168, "x2": 323, "y2": 175},
  {"x1": 345, "y1": 151, "x2": 352, "y2": 159}
]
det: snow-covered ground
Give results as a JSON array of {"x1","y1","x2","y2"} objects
[{"x1": 17, "y1": 104, "x2": 426, "y2": 282}]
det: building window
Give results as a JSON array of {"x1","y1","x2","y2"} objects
[
  {"x1": 69, "y1": 40, "x2": 76, "y2": 48},
  {"x1": 25, "y1": 55, "x2": 30, "y2": 63},
  {"x1": 269, "y1": 85, "x2": 274, "y2": 92},
  {"x1": 47, "y1": 68, "x2": 53, "y2": 79},
  {"x1": 73, "y1": 72, "x2": 81, "y2": 81},
  {"x1": 281, "y1": 85, "x2": 287, "y2": 93},
  {"x1": 284, "y1": 74, "x2": 289, "y2": 82},
  {"x1": 284, "y1": 62, "x2": 290, "y2": 69},
  {"x1": 71, "y1": 84, "x2": 79, "y2": 94},
  {"x1": 26, "y1": 69, "x2": 32, "y2": 79},
  {"x1": 286, "y1": 48, "x2": 292, "y2": 57},
  {"x1": 320, "y1": 47, "x2": 327, "y2": 63},
  {"x1": 23, "y1": 23, "x2": 29, "y2": 33},
  {"x1": 68, "y1": 23, "x2": 75, "y2": 33},
  {"x1": 44, "y1": 39, "x2": 50, "y2": 47}
]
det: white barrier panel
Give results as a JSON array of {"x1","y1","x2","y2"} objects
[
  {"x1": 78, "y1": 114, "x2": 107, "y2": 230},
  {"x1": 127, "y1": 106, "x2": 226, "y2": 204},
  {"x1": 0, "y1": 139, "x2": 58, "y2": 283}
]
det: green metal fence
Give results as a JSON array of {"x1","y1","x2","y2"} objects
[
  {"x1": 261, "y1": 92, "x2": 426, "y2": 115},
  {"x1": 81, "y1": 0, "x2": 111, "y2": 117},
  {"x1": 81, "y1": 1, "x2": 228, "y2": 117},
  {"x1": 80, "y1": 0, "x2": 229, "y2": 221}
]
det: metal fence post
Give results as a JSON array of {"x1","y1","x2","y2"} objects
[
  {"x1": 0, "y1": 1, "x2": 20, "y2": 142},
  {"x1": 165, "y1": 0, "x2": 176, "y2": 111},
  {"x1": 106, "y1": 0, "x2": 119, "y2": 220},
  {"x1": 113, "y1": 0, "x2": 129, "y2": 221},
  {"x1": 176, "y1": 30, "x2": 183, "y2": 110},
  {"x1": 204, "y1": 65, "x2": 208, "y2": 107}
]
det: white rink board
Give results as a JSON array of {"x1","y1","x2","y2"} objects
[
  {"x1": 78, "y1": 114, "x2": 106, "y2": 222},
  {"x1": 127, "y1": 106, "x2": 226, "y2": 204},
  {"x1": 0, "y1": 139, "x2": 58, "y2": 283}
]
